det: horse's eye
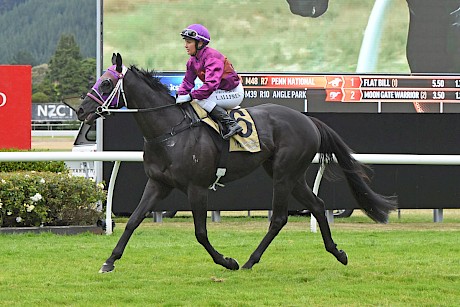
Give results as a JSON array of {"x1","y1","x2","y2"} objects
[{"x1": 99, "y1": 79, "x2": 114, "y2": 94}]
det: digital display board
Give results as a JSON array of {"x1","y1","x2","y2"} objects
[
  {"x1": 241, "y1": 74, "x2": 460, "y2": 103},
  {"x1": 102, "y1": 1, "x2": 460, "y2": 213},
  {"x1": 158, "y1": 72, "x2": 460, "y2": 113}
]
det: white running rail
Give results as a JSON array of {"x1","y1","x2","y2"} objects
[{"x1": 2, "y1": 152, "x2": 460, "y2": 234}]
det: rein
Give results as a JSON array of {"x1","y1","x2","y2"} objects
[{"x1": 97, "y1": 102, "x2": 176, "y2": 114}]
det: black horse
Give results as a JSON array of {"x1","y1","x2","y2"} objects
[{"x1": 78, "y1": 53, "x2": 397, "y2": 273}]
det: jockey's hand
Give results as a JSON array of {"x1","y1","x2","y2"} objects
[{"x1": 176, "y1": 94, "x2": 192, "y2": 104}]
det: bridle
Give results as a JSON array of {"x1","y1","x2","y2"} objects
[
  {"x1": 86, "y1": 66, "x2": 127, "y2": 114},
  {"x1": 86, "y1": 65, "x2": 177, "y2": 118}
]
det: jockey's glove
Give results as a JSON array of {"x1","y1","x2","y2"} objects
[{"x1": 176, "y1": 94, "x2": 192, "y2": 104}]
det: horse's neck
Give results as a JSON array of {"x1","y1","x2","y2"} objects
[{"x1": 125, "y1": 78, "x2": 183, "y2": 140}]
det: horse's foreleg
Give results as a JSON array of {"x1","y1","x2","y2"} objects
[
  {"x1": 242, "y1": 182, "x2": 290, "y2": 269},
  {"x1": 188, "y1": 186, "x2": 239, "y2": 270},
  {"x1": 99, "y1": 179, "x2": 171, "y2": 273},
  {"x1": 291, "y1": 181, "x2": 348, "y2": 265}
]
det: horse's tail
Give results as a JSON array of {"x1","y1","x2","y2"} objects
[{"x1": 309, "y1": 116, "x2": 398, "y2": 223}]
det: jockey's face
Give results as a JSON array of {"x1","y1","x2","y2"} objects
[
  {"x1": 184, "y1": 38, "x2": 197, "y2": 56},
  {"x1": 184, "y1": 38, "x2": 204, "y2": 56}
]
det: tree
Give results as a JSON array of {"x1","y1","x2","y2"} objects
[
  {"x1": 79, "y1": 57, "x2": 97, "y2": 94},
  {"x1": 31, "y1": 92, "x2": 50, "y2": 103},
  {"x1": 11, "y1": 50, "x2": 38, "y2": 66},
  {"x1": 0, "y1": 0, "x2": 26, "y2": 14},
  {"x1": 40, "y1": 33, "x2": 95, "y2": 102},
  {"x1": 47, "y1": 34, "x2": 82, "y2": 96}
]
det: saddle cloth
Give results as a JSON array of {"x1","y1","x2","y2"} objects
[{"x1": 190, "y1": 101, "x2": 261, "y2": 153}]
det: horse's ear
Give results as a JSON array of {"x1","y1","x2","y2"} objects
[
  {"x1": 115, "y1": 53, "x2": 122, "y2": 73},
  {"x1": 111, "y1": 53, "x2": 116, "y2": 65}
]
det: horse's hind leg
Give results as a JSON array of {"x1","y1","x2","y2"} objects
[
  {"x1": 291, "y1": 179, "x2": 348, "y2": 265},
  {"x1": 188, "y1": 185, "x2": 239, "y2": 270},
  {"x1": 99, "y1": 179, "x2": 172, "y2": 273}
]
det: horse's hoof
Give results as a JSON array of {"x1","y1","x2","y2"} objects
[
  {"x1": 99, "y1": 262, "x2": 115, "y2": 273},
  {"x1": 337, "y1": 250, "x2": 348, "y2": 265},
  {"x1": 224, "y1": 257, "x2": 239, "y2": 270}
]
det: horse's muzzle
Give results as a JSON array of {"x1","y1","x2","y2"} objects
[{"x1": 77, "y1": 107, "x2": 99, "y2": 124}]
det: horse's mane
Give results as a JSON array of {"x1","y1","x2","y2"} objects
[{"x1": 129, "y1": 65, "x2": 171, "y2": 96}]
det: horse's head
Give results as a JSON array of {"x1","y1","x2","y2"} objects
[
  {"x1": 77, "y1": 53, "x2": 127, "y2": 124},
  {"x1": 286, "y1": 0, "x2": 329, "y2": 18}
]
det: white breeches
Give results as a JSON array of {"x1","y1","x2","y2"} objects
[{"x1": 196, "y1": 83, "x2": 244, "y2": 112}]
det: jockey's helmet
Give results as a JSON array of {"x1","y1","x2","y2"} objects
[{"x1": 180, "y1": 24, "x2": 211, "y2": 44}]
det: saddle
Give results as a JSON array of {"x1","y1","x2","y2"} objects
[{"x1": 189, "y1": 101, "x2": 261, "y2": 153}]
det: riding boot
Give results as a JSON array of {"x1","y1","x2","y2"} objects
[{"x1": 209, "y1": 105, "x2": 243, "y2": 140}]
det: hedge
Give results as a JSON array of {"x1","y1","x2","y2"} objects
[
  {"x1": 0, "y1": 149, "x2": 67, "y2": 173},
  {"x1": 0, "y1": 172, "x2": 106, "y2": 227}
]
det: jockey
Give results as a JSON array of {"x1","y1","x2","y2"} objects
[{"x1": 176, "y1": 24, "x2": 244, "y2": 140}]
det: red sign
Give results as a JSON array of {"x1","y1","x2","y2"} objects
[{"x1": 0, "y1": 66, "x2": 32, "y2": 150}]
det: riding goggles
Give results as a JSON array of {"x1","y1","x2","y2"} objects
[{"x1": 180, "y1": 29, "x2": 210, "y2": 42}]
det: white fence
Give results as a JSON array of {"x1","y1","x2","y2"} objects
[
  {"x1": 1, "y1": 152, "x2": 460, "y2": 234},
  {"x1": 31, "y1": 130, "x2": 79, "y2": 137}
]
